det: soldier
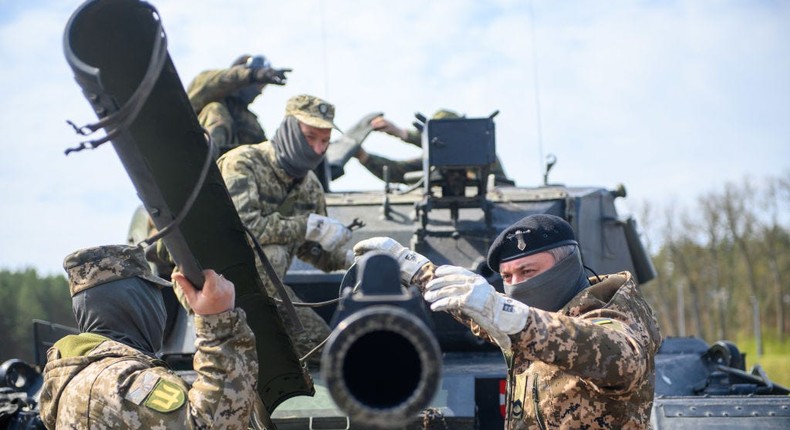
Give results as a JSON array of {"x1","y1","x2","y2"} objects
[
  {"x1": 217, "y1": 94, "x2": 353, "y2": 365},
  {"x1": 188, "y1": 54, "x2": 290, "y2": 159},
  {"x1": 39, "y1": 245, "x2": 258, "y2": 429},
  {"x1": 354, "y1": 110, "x2": 512, "y2": 185},
  {"x1": 354, "y1": 214, "x2": 662, "y2": 429}
]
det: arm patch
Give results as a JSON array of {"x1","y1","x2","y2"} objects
[{"x1": 143, "y1": 378, "x2": 186, "y2": 413}]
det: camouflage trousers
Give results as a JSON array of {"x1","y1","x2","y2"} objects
[{"x1": 258, "y1": 272, "x2": 331, "y2": 367}]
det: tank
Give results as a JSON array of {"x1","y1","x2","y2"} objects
[
  {"x1": 268, "y1": 112, "x2": 790, "y2": 429},
  {"x1": 3, "y1": 1, "x2": 789, "y2": 428},
  {"x1": 4, "y1": 112, "x2": 789, "y2": 430}
]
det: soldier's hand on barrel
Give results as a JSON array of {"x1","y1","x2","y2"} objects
[
  {"x1": 353, "y1": 237, "x2": 430, "y2": 286},
  {"x1": 172, "y1": 269, "x2": 235, "y2": 316},
  {"x1": 425, "y1": 265, "x2": 530, "y2": 351}
]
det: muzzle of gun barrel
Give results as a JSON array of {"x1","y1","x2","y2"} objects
[{"x1": 321, "y1": 253, "x2": 442, "y2": 428}]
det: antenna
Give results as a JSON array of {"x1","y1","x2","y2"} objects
[{"x1": 543, "y1": 153, "x2": 556, "y2": 186}]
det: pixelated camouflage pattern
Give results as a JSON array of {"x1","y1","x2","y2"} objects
[
  {"x1": 217, "y1": 141, "x2": 350, "y2": 363},
  {"x1": 187, "y1": 65, "x2": 267, "y2": 157},
  {"x1": 412, "y1": 264, "x2": 662, "y2": 429},
  {"x1": 63, "y1": 245, "x2": 171, "y2": 296},
  {"x1": 39, "y1": 308, "x2": 258, "y2": 430},
  {"x1": 284, "y1": 94, "x2": 338, "y2": 130}
]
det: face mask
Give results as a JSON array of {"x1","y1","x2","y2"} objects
[
  {"x1": 73, "y1": 277, "x2": 166, "y2": 355},
  {"x1": 504, "y1": 247, "x2": 589, "y2": 312},
  {"x1": 271, "y1": 116, "x2": 324, "y2": 178}
]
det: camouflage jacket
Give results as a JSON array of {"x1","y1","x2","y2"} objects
[
  {"x1": 187, "y1": 66, "x2": 267, "y2": 157},
  {"x1": 39, "y1": 309, "x2": 258, "y2": 430},
  {"x1": 217, "y1": 141, "x2": 349, "y2": 278},
  {"x1": 414, "y1": 266, "x2": 662, "y2": 429},
  {"x1": 359, "y1": 153, "x2": 423, "y2": 184}
]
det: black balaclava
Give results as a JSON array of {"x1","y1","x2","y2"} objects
[
  {"x1": 73, "y1": 277, "x2": 166, "y2": 355},
  {"x1": 504, "y1": 246, "x2": 590, "y2": 312},
  {"x1": 271, "y1": 115, "x2": 324, "y2": 178}
]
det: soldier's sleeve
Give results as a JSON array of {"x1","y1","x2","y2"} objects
[
  {"x1": 513, "y1": 307, "x2": 649, "y2": 394},
  {"x1": 403, "y1": 128, "x2": 423, "y2": 147},
  {"x1": 295, "y1": 241, "x2": 350, "y2": 272},
  {"x1": 114, "y1": 310, "x2": 256, "y2": 429},
  {"x1": 186, "y1": 308, "x2": 258, "y2": 429},
  {"x1": 187, "y1": 66, "x2": 255, "y2": 113},
  {"x1": 360, "y1": 153, "x2": 422, "y2": 184},
  {"x1": 219, "y1": 152, "x2": 308, "y2": 245},
  {"x1": 198, "y1": 102, "x2": 234, "y2": 159}
]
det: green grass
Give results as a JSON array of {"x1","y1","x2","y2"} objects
[{"x1": 733, "y1": 333, "x2": 790, "y2": 389}]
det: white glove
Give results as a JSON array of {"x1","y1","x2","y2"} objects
[
  {"x1": 305, "y1": 214, "x2": 352, "y2": 252},
  {"x1": 424, "y1": 265, "x2": 530, "y2": 351},
  {"x1": 353, "y1": 237, "x2": 430, "y2": 286},
  {"x1": 344, "y1": 249, "x2": 355, "y2": 267}
]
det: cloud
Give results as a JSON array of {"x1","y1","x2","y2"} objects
[{"x1": 0, "y1": 0, "x2": 788, "y2": 274}]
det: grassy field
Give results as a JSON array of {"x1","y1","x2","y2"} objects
[{"x1": 733, "y1": 333, "x2": 790, "y2": 388}]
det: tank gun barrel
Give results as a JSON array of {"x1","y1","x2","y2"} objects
[{"x1": 322, "y1": 253, "x2": 441, "y2": 428}]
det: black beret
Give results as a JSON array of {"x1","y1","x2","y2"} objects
[{"x1": 487, "y1": 214, "x2": 578, "y2": 272}]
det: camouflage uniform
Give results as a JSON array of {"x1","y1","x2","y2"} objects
[
  {"x1": 217, "y1": 141, "x2": 348, "y2": 361},
  {"x1": 39, "y1": 245, "x2": 258, "y2": 429},
  {"x1": 359, "y1": 153, "x2": 423, "y2": 184},
  {"x1": 414, "y1": 264, "x2": 662, "y2": 429},
  {"x1": 187, "y1": 65, "x2": 267, "y2": 157}
]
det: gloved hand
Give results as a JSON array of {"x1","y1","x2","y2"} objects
[
  {"x1": 424, "y1": 265, "x2": 530, "y2": 351},
  {"x1": 353, "y1": 237, "x2": 430, "y2": 286},
  {"x1": 252, "y1": 67, "x2": 291, "y2": 85},
  {"x1": 305, "y1": 213, "x2": 352, "y2": 252},
  {"x1": 370, "y1": 116, "x2": 408, "y2": 141},
  {"x1": 344, "y1": 249, "x2": 355, "y2": 267}
]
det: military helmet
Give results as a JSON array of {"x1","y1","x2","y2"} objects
[
  {"x1": 231, "y1": 54, "x2": 271, "y2": 69},
  {"x1": 431, "y1": 109, "x2": 461, "y2": 120}
]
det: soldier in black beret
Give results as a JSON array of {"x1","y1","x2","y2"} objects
[
  {"x1": 353, "y1": 214, "x2": 662, "y2": 429},
  {"x1": 485, "y1": 214, "x2": 587, "y2": 313}
]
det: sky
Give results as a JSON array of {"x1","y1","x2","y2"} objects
[{"x1": 0, "y1": 0, "x2": 788, "y2": 275}]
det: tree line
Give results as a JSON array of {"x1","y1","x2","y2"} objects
[
  {"x1": 0, "y1": 269, "x2": 73, "y2": 364},
  {"x1": 2, "y1": 173, "x2": 788, "y2": 364},
  {"x1": 637, "y1": 173, "x2": 790, "y2": 355}
]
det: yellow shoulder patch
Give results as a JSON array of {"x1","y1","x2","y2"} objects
[
  {"x1": 144, "y1": 378, "x2": 186, "y2": 413},
  {"x1": 591, "y1": 318, "x2": 614, "y2": 325}
]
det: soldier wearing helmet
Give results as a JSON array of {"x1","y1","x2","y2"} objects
[
  {"x1": 353, "y1": 214, "x2": 662, "y2": 429},
  {"x1": 187, "y1": 54, "x2": 291, "y2": 159}
]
